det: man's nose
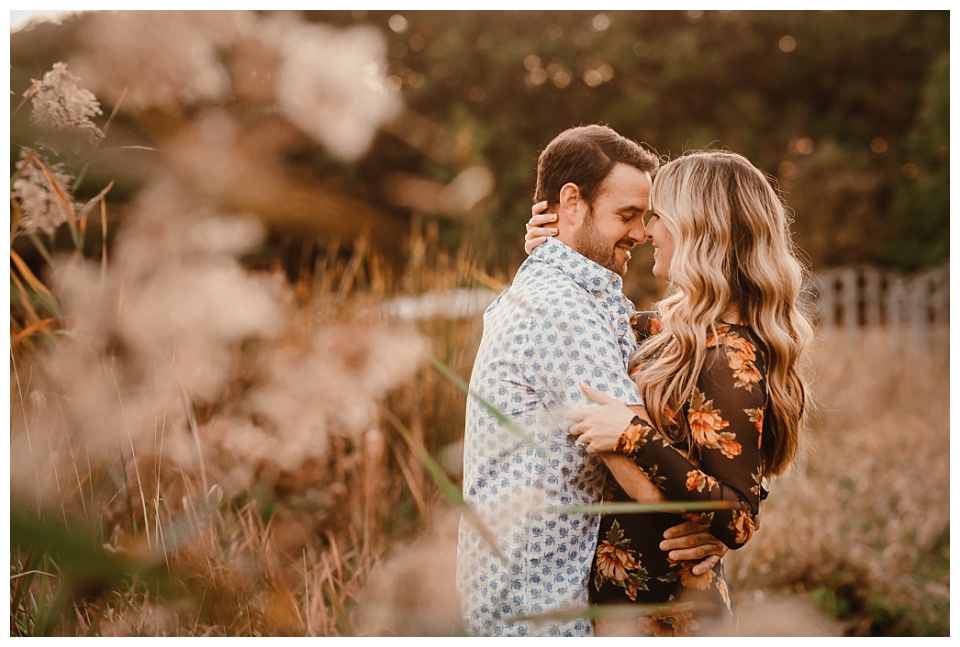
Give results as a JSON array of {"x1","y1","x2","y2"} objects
[{"x1": 628, "y1": 220, "x2": 646, "y2": 244}]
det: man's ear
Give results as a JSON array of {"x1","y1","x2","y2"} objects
[{"x1": 558, "y1": 183, "x2": 587, "y2": 226}]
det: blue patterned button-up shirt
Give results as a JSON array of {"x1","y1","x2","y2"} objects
[{"x1": 456, "y1": 238, "x2": 643, "y2": 636}]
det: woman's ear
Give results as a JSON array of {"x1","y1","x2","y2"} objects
[{"x1": 558, "y1": 182, "x2": 586, "y2": 226}]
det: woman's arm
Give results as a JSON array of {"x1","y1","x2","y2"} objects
[
  {"x1": 568, "y1": 340, "x2": 766, "y2": 550},
  {"x1": 594, "y1": 409, "x2": 728, "y2": 572}
]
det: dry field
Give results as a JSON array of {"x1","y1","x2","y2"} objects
[
  {"x1": 725, "y1": 328, "x2": 950, "y2": 636},
  {"x1": 8, "y1": 22, "x2": 949, "y2": 634},
  {"x1": 11, "y1": 227, "x2": 949, "y2": 636},
  {"x1": 353, "y1": 325, "x2": 952, "y2": 637}
]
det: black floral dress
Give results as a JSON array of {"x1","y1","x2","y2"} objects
[{"x1": 590, "y1": 312, "x2": 768, "y2": 636}]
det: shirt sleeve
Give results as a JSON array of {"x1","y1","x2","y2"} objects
[{"x1": 618, "y1": 332, "x2": 767, "y2": 550}]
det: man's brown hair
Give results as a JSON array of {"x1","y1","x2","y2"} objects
[{"x1": 533, "y1": 124, "x2": 659, "y2": 210}]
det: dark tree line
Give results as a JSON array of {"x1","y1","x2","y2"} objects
[
  {"x1": 341, "y1": 10, "x2": 948, "y2": 277},
  {"x1": 11, "y1": 10, "x2": 949, "y2": 291}
]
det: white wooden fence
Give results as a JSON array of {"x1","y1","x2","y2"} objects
[{"x1": 811, "y1": 264, "x2": 949, "y2": 350}]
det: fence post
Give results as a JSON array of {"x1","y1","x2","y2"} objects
[
  {"x1": 863, "y1": 267, "x2": 882, "y2": 328},
  {"x1": 817, "y1": 271, "x2": 836, "y2": 334},
  {"x1": 886, "y1": 273, "x2": 905, "y2": 343},
  {"x1": 839, "y1": 267, "x2": 859, "y2": 339},
  {"x1": 907, "y1": 273, "x2": 928, "y2": 351},
  {"x1": 813, "y1": 263, "x2": 947, "y2": 348}
]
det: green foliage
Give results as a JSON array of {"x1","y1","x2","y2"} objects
[
  {"x1": 10, "y1": 505, "x2": 171, "y2": 636},
  {"x1": 345, "y1": 10, "x2": 948, "y2": 274},
  {"x1": 884, "y1": 51, "x2": 950, "y2": 270},
  {"x1": 11, "y1": 11, "x2": 948, "y2": 281}
]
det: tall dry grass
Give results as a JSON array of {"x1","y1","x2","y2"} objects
[
  {"x1": 10, "y1": 216, "x2": 949, "y2": 637},
  {"x1": 10, "y1": 15, "x2": 494, "y2": 636},
  {"x1": 350, "y1": 326, "x2": 951, "y2": 637},
  {"x1": 9, "y1": 12, "x2": 949, "y2": 637},
  {"x1": 724, "y1": 328, "x2": 950, "y2": 636},
  {"x1": 10, "y1": 215, "x2": 493, "y2": 637}
]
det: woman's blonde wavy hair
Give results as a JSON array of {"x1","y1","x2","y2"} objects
[{"x1": 636, "y1": 150, "x2": 815, "y2": 477}]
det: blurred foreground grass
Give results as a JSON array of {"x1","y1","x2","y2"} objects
[
  {"x1": 10, "y1": 221, "x2": 493, "y2": 637},
  {"x1": 9, "y1": 12, "x2": 948, "y2": 637}
]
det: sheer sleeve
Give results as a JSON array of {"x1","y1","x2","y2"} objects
[
  {"x1": 629, "y1": 311, "x2": 662, "y2": 343},
  {"x1": 619, "y1": 327, "x2": 767, "y2": 550}
]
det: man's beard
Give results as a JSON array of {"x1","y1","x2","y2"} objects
[{"x1": 574, "y1": 214, "x2": 627, "y2": 276}]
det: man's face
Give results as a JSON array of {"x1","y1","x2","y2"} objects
[{"x1": 572, "y1": 163, "x2": 651, "y2": 276}]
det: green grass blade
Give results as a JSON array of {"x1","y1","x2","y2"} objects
[
  {"x1": 429, "y1": 356, "x2": 545, "y2": 452},
  {"x1": 383, "y1": 409, "x2": 504, "y2": 561},
  {"x1": 545, "y1": 500, "x2": 738, "y2": 515}
]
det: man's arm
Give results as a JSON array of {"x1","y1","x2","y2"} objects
[
  {"x1": 601, "y1": 404, "x2": 671, "y2": 503},
  {"x1": 600, "y1": 452, "x2": 663, "y2": 503},
  {"x1": 599, "y1": 452, "x2": 726, "y2": 573}
]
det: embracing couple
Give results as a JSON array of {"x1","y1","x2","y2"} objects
[{"x1": 455, "y1": 125, "x2": 813, "y2": 636}]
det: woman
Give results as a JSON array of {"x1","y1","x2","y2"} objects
[{"x1": 523, "y1": 150, "x2": 814, "y2": 635}]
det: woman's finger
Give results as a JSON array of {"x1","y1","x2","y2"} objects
[
  {"x1": 526, "y1": 225, "x2": 557, "y2": 238},
  {"x1": 580, "y1": 383, "x2": 620, "y2": 405},
  {"x1": 529, "y1": 211, "x2": 559, "y2": 226},
  {"x1": 531, "y1": 201, "x2": 549, "y2": 216},
  {"x1": 563, "y1": 407, "x2": 590, "y2": 423},
  {"x1": 524, "y1": 236, "x2": 548, "y2": 254}
]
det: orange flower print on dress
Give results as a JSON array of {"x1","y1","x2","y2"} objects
[
  {"x1": 745, "y1": 406, "x2": 764, "y2": 447},
  {"x1": 669, "y1": 557, "x2": 716, "y2": 591},
  {"x1": 687, "y1": 387, "x2": 729, "y2": 443},
  {"x1": 750, "y1": 466, "x2": 764, "y2": 499},
  {"x1": 722, "y1": 330, "x2": 762, "y2": 391},
  {"x1": 729, "y1": 509, "x2": 758, "y2": 545},
  {"x1": 683, "y1": 510, "x2": 715, "y2": 527},
  {"x1": 641, "y1": 464, "x2": 667, "y2": 491},
  {"x1": 705, "y1": 324, "x2": 730, "y2": 349},
  {"x1": 649, "y1": 316, "x2": 663, "y2": 336},
  {"x1": 594, "y1": 519, "x2": 649, "y2": 600},
  {"x1": 687, "y1": 387, "x2": 741, "y2": 459},
  {"x1": 639, "y1": 604, "x2": 700, "y2": 637},
  {"x1": 717, "y1": 435, "x2": 742, "y2": 459},
  {"x1": 685, "y1": 469, "x2": 719, "y2": 493},
  {"x1": 616, "y1": 416, "x2": 651, "y2": 455}
]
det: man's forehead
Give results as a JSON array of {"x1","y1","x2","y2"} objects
[
  {"x1": 596, "y1": 171, "x2": 651, "y2": 210},
  {"x1": 598, "y1": 164, "x2": 649, "y2": 189}
]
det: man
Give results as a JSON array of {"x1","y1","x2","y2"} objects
[{"x1": 456, "y1": 125, "x2": 724, "y2": 636}]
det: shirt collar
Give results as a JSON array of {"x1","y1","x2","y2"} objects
[{"x1": 530, "y1": 237, "x2": 626, "y2": 296}]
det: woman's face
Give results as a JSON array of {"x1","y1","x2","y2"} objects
[{"x1": 645, "y1": 212, "x2": 674, "y2": 280}]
